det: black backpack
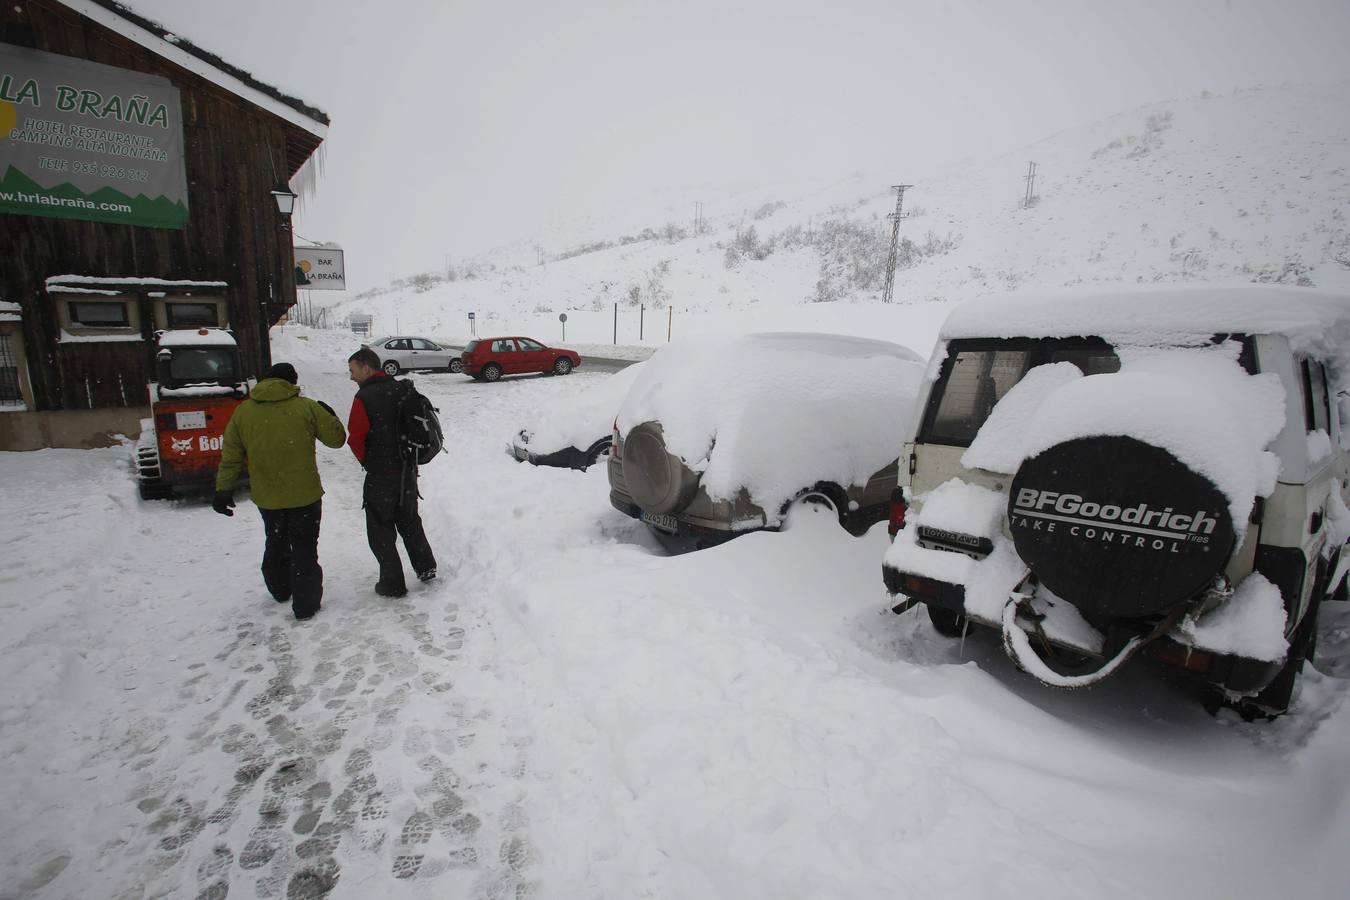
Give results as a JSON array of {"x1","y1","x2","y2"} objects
[{"x1": 395, "y1": 379, "x2": 444, "y2": 465}]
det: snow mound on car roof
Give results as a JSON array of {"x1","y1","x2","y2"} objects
[
  {"x1": 519, "y1": 363, "x2": 646, "y2": 456},
  {"x1": 1018, "y1": 344, "x2": 1285, "y2": 537},
  {"x1": 616, "y1": 333, "x2": 925, "y2": 516}
]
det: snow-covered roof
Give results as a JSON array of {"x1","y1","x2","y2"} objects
[
  {"x1": 67, "y1": 0, "x2": 328, "y2": 139},
  {"x1": 157, "y1": 329, "x2": 237, "y2": 347},
  {"x1": 44, "y1": 286, "x2": 123, "y2": 296},
  {"x1": 941, "y1": 285, "x2": 1350, "y2": 358},
  {"x1": 0, "y1": 301, "x2": 21, "y2": 321},
  {"x1": 48, "y1": 276, "x2": 228, "y2": 290},
  {"x1": 58, "y1": 330, "x2": 142, "y2": 343}
]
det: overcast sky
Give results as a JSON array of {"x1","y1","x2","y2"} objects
[{"x1": 126, "y1": 0, "x2": 1350, "y2": 292}]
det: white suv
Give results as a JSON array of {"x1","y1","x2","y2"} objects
[{"x1": 883, "y1": 285, "x2": 1350, "y2": 719}]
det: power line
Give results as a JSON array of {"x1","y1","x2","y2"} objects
[{"x1": 880, "y1": 184, "x2": 912, "y2": 304}]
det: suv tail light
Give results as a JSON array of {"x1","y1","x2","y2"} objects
[
  {"x1": 612, "y1": 419, "x2": 622, "y2": 459},
  {"x1": 888, "y1": 487, "x2": 907, "y2": 536}
]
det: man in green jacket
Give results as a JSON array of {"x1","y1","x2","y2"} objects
[{"x1": 214, "y1": 362, "x2": 347, "y2": 620}]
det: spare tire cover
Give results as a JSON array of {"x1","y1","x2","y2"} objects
[
  {"x1": 623, "y1": 422, "x2": 700, "y2": 514},
  {"x1": 1008, "y1": 435, "x2": 1236, "y2": 619}
]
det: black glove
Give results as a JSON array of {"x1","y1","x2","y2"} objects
[
  {"x1": 316, "y1": 400, "x2": 336, "y2": 417},
  {"x1": 213, "y1": 490, "x2": 235, "y2": 517}
]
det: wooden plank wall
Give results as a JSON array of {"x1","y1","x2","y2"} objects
[{"x1": 1, "y1": 0, "x2": 309, "y2": 413}]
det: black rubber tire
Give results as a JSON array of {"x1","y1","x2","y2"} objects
[
  {"x1": 927, "y1": 605, "x2": 969, "y2": 638},
  {"x1": 786, "y1": 486, "x2": 848, "y2": 529},
  {"x1": 138, "y1": 482, "x2": 171, "y2": 501},
  {"x1": 554, "y1": 357, "x2": 573, "y2": 376},
  {"x1": 1235, "y1": 598, "x2": 1321, "y2": 720},
  {"x1": 482, "y1": 363, "x2": 502, "y2": 383},
  {"x1": 382, "y1": 361, "x2": 400, "y2": 376},
  {"x1": 449, "y1": 358, "x2": 463, "y2": 374}
]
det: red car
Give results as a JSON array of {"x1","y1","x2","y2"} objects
[{"x1": 460, "y1": 336, "x2": 581, "y2": 382}]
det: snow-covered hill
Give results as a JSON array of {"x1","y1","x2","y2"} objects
[{"x1": 319, "y1": 83, "x2": 1350, "y2": 355}]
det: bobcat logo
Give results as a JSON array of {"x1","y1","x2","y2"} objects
[{"x1": 171, "y1": 437, "x2": 194, "y2": 454}]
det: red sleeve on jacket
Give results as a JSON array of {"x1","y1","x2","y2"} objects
[{"x1": 347, "y1": 396, "x2": 370, "y2": 464}]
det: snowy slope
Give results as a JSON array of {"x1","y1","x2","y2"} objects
[{"x1": 319, "y1": 82, "x2": 1350, "y2": 356}]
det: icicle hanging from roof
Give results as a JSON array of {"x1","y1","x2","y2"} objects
[{"x1": 290, "y1": 143, "x2": 326, "y2": 211}]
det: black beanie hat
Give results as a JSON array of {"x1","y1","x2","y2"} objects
[{"x1": 266, "y1": 362, "x2": 299, "y2": 384}]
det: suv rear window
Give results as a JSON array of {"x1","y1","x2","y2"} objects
[{"x1": 922, "y1": 339, "x2": 1122, "y2": 446}]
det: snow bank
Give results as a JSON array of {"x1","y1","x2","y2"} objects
[
  {"x1": 617, "y1": 333, "x2": 924, "y2": 518},
  {"x1": 1174, "y1": 573, "x2": 1289, "y2": 662},
  {"x1": 56, "y1": 330, "x2": 143, "y2": 344},
  {"x1": 516, "y1": 363, "x2": 645, "y2": 455},
  {"x1": 1307, "y1": 429, "x2": 1333, "y2": 465},
  {"x1": 910, "y1": 478, "x2": 1006, "y2": 538},
  {"x1": 882, "y1": 479, "x2": 1030, "y2": 622}
]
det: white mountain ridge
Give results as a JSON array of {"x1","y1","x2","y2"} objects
[{"x1": 318, "y1": 82, "x2": 1350, "y2": 351}]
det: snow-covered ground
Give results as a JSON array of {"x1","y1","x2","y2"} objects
[{"x1": 4, "y1": 324, "x2": 1350, "y2": 899}]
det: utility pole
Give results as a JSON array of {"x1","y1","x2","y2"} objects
[
  {"x1": 693, "y1": 201, "x2": 704, "y2": 235},
  {"x1": 1023, "y1": 161, "x2": 1038, "y2": 208},
  {"x1": 880, "y1": 184, "x2": 912, "y2": 304}
]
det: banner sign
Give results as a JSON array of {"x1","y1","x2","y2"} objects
[
  {"x1": 294, "y1": 246, "x2": 346, "y2": 290},
  {"x1": 0, "y1": 44, "x2": 189, "y2": 229}
]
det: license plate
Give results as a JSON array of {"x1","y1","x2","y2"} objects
[
  {"x1": 641, "y1": 511, "x2": 680, "y2": 533},
  {"x1": 175, "y1": 411, "x2": 207, "y2": 430}
]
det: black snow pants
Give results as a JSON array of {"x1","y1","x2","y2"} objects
[
  {"x1": 258, "y1": 500, "x2": 323, "y2": 618},
  {"x1": 364, "y1": 469, "x2": 436, "y2": 593}
]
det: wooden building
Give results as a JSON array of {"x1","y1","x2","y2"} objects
[{"x1": 0, "y1": 0, "x2": 327, "y2": 450}]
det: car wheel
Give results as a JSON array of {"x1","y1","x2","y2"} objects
[
  {"x1": 383, "y1": 361, "x2": 400, "y2": 376},
  {"x1": 449, "y1": 358, "x2": 463, "y2": 374},
  {"x1": 785, "y1": 485, "x2": 848, "y2": 529},
  {"x1": 1234, "y1": 596, "x2": 1321, "y2": 720},
  {"x1": 553, "y1": 357, "x2": 573, "y2": 376},
  {"x1": 926, "y1": 605, "x2": 969, "y2": 638},
  {"x1": 483, "y1": 363, "x2": 502, "y2": 383}
]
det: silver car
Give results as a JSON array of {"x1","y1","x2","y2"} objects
[{"x1": 364, "y1": 336, "x2": 462, "y2": 375}]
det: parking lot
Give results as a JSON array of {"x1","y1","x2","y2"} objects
[{"x1": 2, "y1": 325, "x2": 1348, "y2": 899}]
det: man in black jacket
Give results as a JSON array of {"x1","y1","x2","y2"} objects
[{"x1": 346, "y1": 347, "x2": 437, "y2": 597}]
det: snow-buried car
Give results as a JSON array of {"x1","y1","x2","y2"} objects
[
  {"x1": 610, "y1": 333, "x2": 926, "y2": 550},
  {"x1": 509, "y1": 362, "x2": 646, "y2": 469},
  {"x1": 883, "y1": 285, "x2": 1350, "y2": 718}
]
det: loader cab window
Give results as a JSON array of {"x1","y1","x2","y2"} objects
[{"x1": 164, "y1": 348, "x2": 240, "y2": 387}]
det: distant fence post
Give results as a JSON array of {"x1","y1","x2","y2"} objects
[
  {"x1": 613, "y1": 303, "x2": 617, "y2": 345},
  {"x1": 640, "y1": 305, "x2": 645, "y2": 341},
  {"x1": 668, "y1": 306, "x2": 672, "y2": 342}
]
